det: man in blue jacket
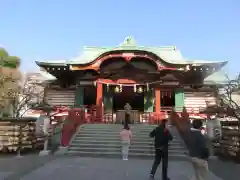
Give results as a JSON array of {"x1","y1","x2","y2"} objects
[{"x1": 149, "y1": 119, "x2": 173, "y2": 180}]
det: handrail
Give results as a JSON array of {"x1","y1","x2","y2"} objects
[
  {"x1": 170, "y1": 110, "x2": 193, "y2": 152},
  {"x1": 0, "y1": 105, "x2": 210, "y2": 155}
]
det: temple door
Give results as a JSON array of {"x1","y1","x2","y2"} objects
[
  {"x1": 144, "y1": 91, "x2": 154, "y2": 112},
  {"x1": 175, "y1": 89, "x2": 184, "y2": 111},
  {"x1": 75, "y1": 86, "x2": 84, "y2": 107}
]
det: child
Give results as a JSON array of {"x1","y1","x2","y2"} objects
[{"x1": 120, "y1": 123, "x2": 132, "y2": 160}]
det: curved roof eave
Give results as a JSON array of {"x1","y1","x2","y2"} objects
[
  {"x1": 187, "y1": 60, "x2": 228, "y2": 66},
  {"x1": 39, "y1": 71, "x2": 57, "y2": 80},
  {"x1": 34, "y1": 44, "x2": 228, "y2": 69},
  {"x1": 35, "y1": 61, "x2": 68, "y2": 67},
  {"x1": 204, "y1": 71, "x2": 229, "y2": 85},
  {"x1": 67, "y1": 45, "x2": 186, "y2": 65},
  {"x1": 67, "y1": 47, "x2": 228, "y2": 67}
]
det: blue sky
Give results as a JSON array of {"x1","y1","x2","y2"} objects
[{"x1": 0, "y1": 0, "x2": 239, "y2": 77}]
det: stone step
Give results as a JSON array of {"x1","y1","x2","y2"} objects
[
  {"x1": 76, "y1": 133, "x2": 171, "y2": 138},
  {"x1": 71, "y1": 139, "x2": 183, "y2": 146},
  {"x1": 81, "y1": 124, "x2": 156, "y2": 127},
  {"x1": 68, "y1": 146, "x2": 186, "y2": 154},
  {"x1": 72, "y1": 139, "x2": 121, "y2": 144},
  {"x1": 79, "y1": 130, "x2": 170, "y2": 134},
  {"x1": 74, "y1": 134, "x2": 182, "y2": 140},
  {"x1": 70, "y1": 143, "x2": 185, "y2": 149},
  {"x1": 66, "y1": 150, "x2": 188, "y2": 160},
  {"x1": 80, "y1": 124, "x2": 156, "y2": 128},
  {"x1": 78, "y1": 129, "x2": 178, "y2": 135},
  {"x1": 78, "y1": 130, "x2": 178, "y2": 136},
  {"x1": 73, "y1": 137, "x2": 182, "y2": 145},
  {"x1": 78, "y1": 128, "x2": 156, "y2": 133},
  {"x1": 70, "y1": 141, "x2": 184, "y2": 147},
  {"x1": 73, "y1": 137, "x2": 182, "y2": 144},
  {"x1": 67, "y1": 124, "x2": 187, "y2": 160},
  {"x1": 78, "y1": 129, "x2": 121, "y2": 131}
]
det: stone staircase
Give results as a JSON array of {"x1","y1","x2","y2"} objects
[{"x1": 67, "y1": 124, "x2": 188, "y2": 160}]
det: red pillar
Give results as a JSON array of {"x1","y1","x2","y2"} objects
[
  {"x1": 96, "y1": 82, "x2": 103, "y2": 105},
  {"x1": 96, "y1": 82, "x2": 103, "y2": 122},
  {"x1": 155, "y1": 88, "x2": 161, "y2": 112}
]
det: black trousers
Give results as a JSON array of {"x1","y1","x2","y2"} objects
[
  {"x1": 150, "y1": 148, "x2": 169, "y2": 179},
  {"x1": 125, "y1": 113, "x2": 130, "y2": 124}
]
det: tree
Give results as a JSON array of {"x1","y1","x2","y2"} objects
[
  {"x1": 215, "y1": 74, "x2": 240, "y2": 120},
  {"x1": 0, "y1": 48, "x2": 22, "y2": 116},
  {"x1": 11, "y1": 73, "x2": 44, "y2": 118}
]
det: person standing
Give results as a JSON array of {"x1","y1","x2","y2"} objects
[
  {"x1": 120, "y1": 123, "x2": 132, "y2": 160},
  {"x1": 189, "y1": 120, "x2": 209, "y2": 180},
  {"x1": 124, "y1": 103, "x2": 132, "y2": 125},
  {"x1": 149, "y1": 119, "x2": 173, "y2": 180}
]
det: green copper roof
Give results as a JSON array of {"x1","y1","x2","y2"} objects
[
  {"x1": 67, "y1": 36, "x2": 227, "y2": 66},
  {"x1": 68, "y1": 36, "x2": 186, "y2": 65},
  {"x1": 204, "y1": 71, "x2": 228, "y2": 84},
  {"x1": 35, "y1": 36, "x2": 228, "y2": 84},
  {"x1": 36, "y1": 36, "x2": 227, "y2": 67}
]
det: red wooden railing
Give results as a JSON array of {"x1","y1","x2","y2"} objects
[
  {"x1": 50, "y1": 105, "x2": 208, "y2": 147},
  {"x1": 61, "y1": 108, "x2": 85, "y2": 146}
]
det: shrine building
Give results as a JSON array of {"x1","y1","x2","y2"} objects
[{"x1": 36, "y1": 37, "x2": 227, "y2": 122}]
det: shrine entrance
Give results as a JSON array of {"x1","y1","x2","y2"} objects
[
  {"x1": 112, "y1": 86, "x2": 144, "y2": 112},
  {"x1": 161, "y1": 91, "x2": 175, "y2": 108}
]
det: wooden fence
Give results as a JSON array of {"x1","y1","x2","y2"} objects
[
  {"x1": 218, "y1": 120, "x2": 240, "y2": 162},
  {"x1": 0, "y1": 117, "x2": 42, "y2": 153}
]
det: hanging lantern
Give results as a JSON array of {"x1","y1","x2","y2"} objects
[
  {"x1": 93, "y1": 81, "x2": 97, "y2": 86},
  {"x1": 138, "y1": 86, "x2": 143, "y2": 93},
  {"x1": 106, "y1": 84, "x2": 109, "y2": 92},
  {"x1": 114, "y1": 86, "x2": 120, "y2": 93},
  {"x1": 185, "y1": 64, "x2": 191, "y2": 71}
]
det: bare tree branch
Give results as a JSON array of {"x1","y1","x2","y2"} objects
[
  {"x1": 0, "y1": 70, "x2": 44, "y2": 118},
  {"x1": 215, "y1": 73, "x2": 240, "y2": 120},
  {"x1": 14, "y1": 75, "x2": 44, "y2": 118}
]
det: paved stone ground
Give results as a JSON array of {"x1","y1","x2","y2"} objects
[
  {"x1": 208, "y1": 159, "x2": 240, "y2": 180},
  {"x1": 11, "y1": 157, "x2": 222, "y2": 180},
  {"x1": 1, "y1": 156, "x2": 239, "y2": 180},
  {"x1": 0, "y1": 155, "x2": 55, "y2": 180}
]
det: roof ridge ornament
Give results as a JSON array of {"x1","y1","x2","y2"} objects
[{"x1": 121, "y1": 36, "x2": 137, "y2": 46}]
